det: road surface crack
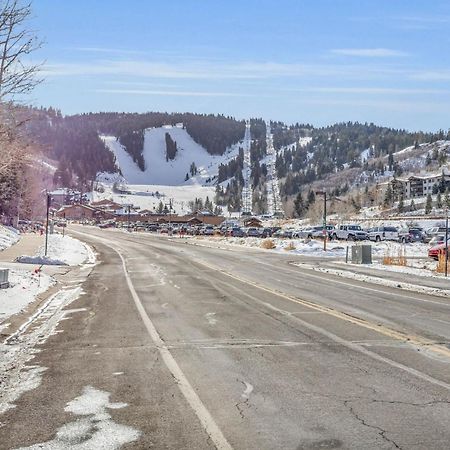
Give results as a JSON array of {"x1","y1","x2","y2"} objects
[
  {"x1": 344, "y1": 400, "x2": 402, "y2": 449},
  {"x1": 235, "y1": 379, "x2": 252, "y2": 419}
]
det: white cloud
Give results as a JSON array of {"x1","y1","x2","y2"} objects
[
  {"x1": 290, "y1": 87, "x2": 449, "y2": 95},
  {"x1": 331, "y1": 48, "x2": 408, "y2": 57},
  {"x1": 73, "y1": 47, "x2": 146, "y2": 55},
  {"x1": 95, "y1": 88, "x2": 255, "y2": 97},
  {"x1": 41, "y1": 59, "x2": 399, "y2": 81}
]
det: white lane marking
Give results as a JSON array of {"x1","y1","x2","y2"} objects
[
  {"x1": 241, "y1": 382, "x2": 253, "y2": 400},
  {"x1": 17, "y1": 386, "x2": 140, "y2": 449},
  {"x1": 161, "y1": 303, "x2": 169, "y2": 309},
  {"x1": 73, "y1": 231, "x2": 232, "y2": 450},
  {"x1": 205, "y1": 312, "x2": 217, "y2": 326}
]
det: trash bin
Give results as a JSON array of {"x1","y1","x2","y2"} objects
[{"x1": 351, "y1": 245, "x2": 372, "y2": 264}]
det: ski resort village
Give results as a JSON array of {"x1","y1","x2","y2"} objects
[{"x1": 1, "y1": 1, "x2": 450, "y2": 449}]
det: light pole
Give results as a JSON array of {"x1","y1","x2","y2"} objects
[
  {"x1": 445, "y1": 207, "x2": 448, "y2": 277},
  {"x1": 315, "y1": 191, "x2": 327, "y2": 251},
  {"x1": 45, "y1": 192, "x2": 51, "y2": 257}
]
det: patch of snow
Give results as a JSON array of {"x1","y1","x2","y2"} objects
[
  {"x1": 0, "y1": 225, "x2": 20, "y2": 251},
  {"x1": 92, "y1": 182, "x2": 220, "y2": 216},
  {"x1": 17, "y1": 386, "x2": 140, "y2": 449},
  {"x1": 0, "y1": 269, "x2": 54, "y2": 324},
  {"x1": 17, "y1": 234, "x2": 94, "y2": 266},
  {"x1": 0, "y1": 287, "x2": 84, "y2": 413}
]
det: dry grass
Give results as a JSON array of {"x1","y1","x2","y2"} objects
[
  {"x1": 261, "y1": 239, "x2": 276, "y2": 249},
  {"x1": 284, "y1": 241, "x2": 296, "y2": 251},
  {"x1": 382, "y1": 246, "x2": 407, "y2": 266},
  {"x1": 436, "y1": 251, "x2": 448, "y2": 273}
]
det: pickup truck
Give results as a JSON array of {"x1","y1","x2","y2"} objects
[{"x1": 331, "y1": 224, "x2": 367, "y2": 241}]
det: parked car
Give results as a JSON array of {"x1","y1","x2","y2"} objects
[
  {"x1": 398, "y1": 227, "x2": 426, "y2": 243},
  {"x1": 246, "y1": 227, "x2": 261, "y2": 237},
  {"x1": 260, "y1": 227, "x2": 273, "y2": 238},
  {"x1": 331, "y1": 224, "x2": 367, "y2": 241},
  {"x1": 295, "y1": 226, "x2": 323, "y2": 239},
  {"x1": 428, "y1": 240, "x2": 448, "y2": 260},
  {"x1": 228, "y1": 227, "x2": 245, "y2": 237},
  {"x1": 274, "y1": 229, "x2": 294, "y2": 239},
  {"x1": 425, "y1": 226, "x2": 450, "y2": 241},
  {"x1": 367, "y1": 226, "x2": 399, "y2": 242},
  {"x1": 98, "y1": 221, "x2": 115, "y2": 229},
  {"x1": 146, "y1": 223, "x2": 159, "y2": 232},
  {"x1": 428, "y1": 235, "x2": 446, "y2": 246},
  {"x1": 203, "y1": 225, "x2": 215, "y2": 236}
]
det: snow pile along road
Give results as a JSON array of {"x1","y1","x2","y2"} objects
[
  {"x1": 17, "y1": 234, "x2": 95, "y2": 266},
  {"x1": 0, "y1": 269, "x2": 54, "y2": 324},
  {"x1": 0, "y1": 225, "x2": 20, "y2": 251}
]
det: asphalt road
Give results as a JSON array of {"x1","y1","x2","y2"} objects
[{"x1": 1, "y1": 226, "x2": 450, "y2": 449}]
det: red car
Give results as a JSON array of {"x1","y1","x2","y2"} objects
[{"x1": 428, "y1": 243, "x2": 448, "y2": 260}]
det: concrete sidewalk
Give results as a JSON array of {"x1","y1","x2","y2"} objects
[{"x1": 0, "y1": 233, "x2": 44, "y2": 263}]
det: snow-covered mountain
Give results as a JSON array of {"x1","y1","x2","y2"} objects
[{"x1": 101, "y1": 124, "x2": 242, "y2": 187}]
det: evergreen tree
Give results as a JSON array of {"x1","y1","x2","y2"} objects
[
  {"x1": 165, "y1": 133, "x2": 177, "y2": 161},
  {"x1": 398, "y1": 195, "x2": 404, "y2": 213},
  {"x1": 425, "y1": 153, "x2": 432, "y2": 166},
  {"x1": 293, "y1": 192, "x2": 306, "y2": 217},
  {"x1": 157, "y1": 200, "x2": 164, "y2": 214},
  {"x1": 439, "y1": 173, "x2": 446, "y2": 193},
  {"x1": 388, "y1": 149, "x2": 394, "y2": 171},
  {"x1": 185, "y1": 173, "x2": 189, "y2": 181},
  {"x1": 383, "y1": 184, "x2": 393, "y2": 207},
  {"x1": 409, "y1": 199, "x2": 416, "y2": 211},
  {"x1": 437, "y1": 192, "x2": 443, "y2": 209},
  {"x1": 445, "y1": 188, "x2": 450, "y2": 208},
  {"x1": 307, "y1": 190, "x2": 315, "y2": 206},
  {"x1": 425, "y1": 194, "x2": 433, "y2": 215}
]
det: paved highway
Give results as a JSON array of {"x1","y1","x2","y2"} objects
[{"x1": 2, "y1": 226, "x2": 450, "y2": 449}]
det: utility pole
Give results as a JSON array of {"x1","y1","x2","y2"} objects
[
  {"x1": 445, "y1": 207, "x2": 448, "y2": 277},
  {"x1": 45, "y1": 192, "x2": 51, "y2": 256},
  {"x1": 315, "y1": 191, "x2": 327, "y2": 251},
  {"x1": 127, "y1": 205, "x2": 131, "y2": 232}
]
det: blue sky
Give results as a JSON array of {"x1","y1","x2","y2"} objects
[{"x1": 29, "y1": 0, "x2": 450, "y2": 131}]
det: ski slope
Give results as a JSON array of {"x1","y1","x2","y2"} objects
[{"x1": 101, "y1": 125, "x2": 241, "y2": 186}]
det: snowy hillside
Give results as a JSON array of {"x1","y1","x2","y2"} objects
[
  {"x1": 101, "y1": 125, "x2": 241, "y2": 186},
  {"x1": 91, "y1": 182, "x2": 220, "y2": 216}
]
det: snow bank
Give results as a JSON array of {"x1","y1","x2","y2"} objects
[
  {"x1": 17, "y1": 234, "x2": 94, "y2": 266},
  {"x1": 193, "y1": 236, "x2": 429, "y2": 259},
  {"x1": 0, "y1": 225, "x2": 20, "y2": 251},
  {"x1": 0, "y1": 269, "x2": 54, "y2": 324}
]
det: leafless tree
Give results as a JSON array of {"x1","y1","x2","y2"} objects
[
  {"x1": 0, "y1": 1, "x2": 42, "y2": 218},
  {"x1": 0, "y1": 0, "x2": 42, "y2": 101}
]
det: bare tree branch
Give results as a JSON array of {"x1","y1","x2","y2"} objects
[{"x1": 0, "y1": 0, "x2": 42, "y2": 101}]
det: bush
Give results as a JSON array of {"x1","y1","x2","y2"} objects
[
  {"x1": 284, "y1": 242, "x2": 296, "y2": 251},
  {"x1": 261, "y1": 239, "x2": 276, "y2": 249}
]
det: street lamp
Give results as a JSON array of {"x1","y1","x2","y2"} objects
[
  {"x1": 315, "y1": 191, "x2": 327, "y2": 251},
  {"x1": 445, "y1": 207, "x2": 448, "y2": 277},
  {"x1": 45, "y1": 192, "x2": 51, "y2": 256}
]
